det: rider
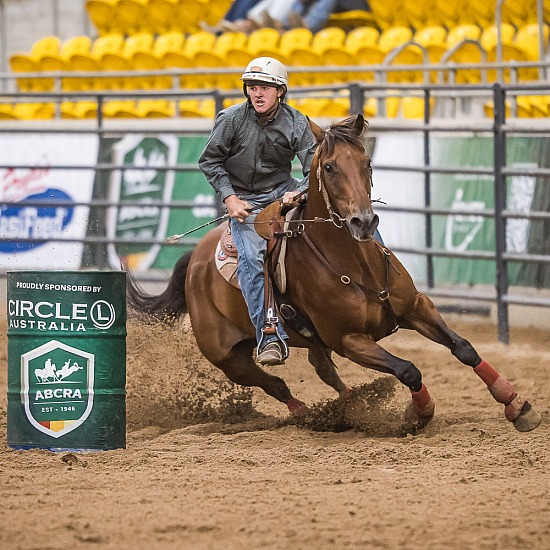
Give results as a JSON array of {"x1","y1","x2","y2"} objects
[{"x1": 199, "y1": 57, "x2": 317, "y2": 367}]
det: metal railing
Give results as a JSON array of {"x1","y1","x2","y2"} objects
[{"x1": 1, "y1": 80, "x2": 550, "y2": 343}]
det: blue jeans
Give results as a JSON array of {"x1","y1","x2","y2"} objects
[{"x1": 230, "y1": 181, "x2": 300, "y2": 348}]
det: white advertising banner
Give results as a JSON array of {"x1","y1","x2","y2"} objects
[
  {"x1": 372, "y1": 134, "x2": 427, "y2": 282},
  {"x1": 0, "y1": 134, "x2": 98, "y2": 269}
]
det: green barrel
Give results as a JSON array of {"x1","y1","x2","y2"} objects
[{"x1": 6, "y1": 271, "x2": 126, "y2": 452}]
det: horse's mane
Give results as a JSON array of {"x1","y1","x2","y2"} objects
[{"x1": 319, "y1": 116, "x2": 367, "y2": 157}]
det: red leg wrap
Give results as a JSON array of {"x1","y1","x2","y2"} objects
[
  {"x1": 410, "y1": 384, "x2": 435, "y2": 417},
  {"x1": 473, "y1": 360, "x2": 500, "y2": 386},
  {"x1": 287, "y1": 397, "x2": 306, "y2": 414},
  {"x1": 474, "y1": 360, "x2": 518, "y2": 406}
]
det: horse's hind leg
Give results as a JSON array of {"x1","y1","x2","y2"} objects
[
  {"x1": 403, "y1": 292, "x2": 541, "y2": 432},
  {"x1": 217, "y1": 340, "x2": 306, "y2": 413},
  {"x1": 308, "y1": 347, "x2": 351, "y2": 396}
]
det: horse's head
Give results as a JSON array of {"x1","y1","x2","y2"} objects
[{"x1": 309, "y1": 114, "x2": 378, "y2": 242}]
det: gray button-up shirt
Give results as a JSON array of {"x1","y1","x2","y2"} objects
[{"x1": 198, "y1": 101, "x2": 317, "y2": 203}]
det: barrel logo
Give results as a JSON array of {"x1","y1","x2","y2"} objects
[{"x1": 21, "y1": 340, "x2": 94, "y2": 438}]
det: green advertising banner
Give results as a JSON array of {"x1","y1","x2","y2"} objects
[
  {"x1": 431, "y1": 136, "x2": 550, "y2": 288},
  {"x1": 152, "y1": 135, "x2": 218, "y2": 269},
  {"x1": 103, "y1": 134, "x2": 217, "y2": 271}
]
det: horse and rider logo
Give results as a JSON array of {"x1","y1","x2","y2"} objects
[{"x1": 21, "y1": 340, "x2": 94, "y2": 438}]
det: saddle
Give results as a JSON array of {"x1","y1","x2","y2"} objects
[
  {"x1": 215, "y1": 203, "x2": 296, "y2": 293},
  {"x1": 214, "y1": 201, "x2": 322, "y2": 346}
]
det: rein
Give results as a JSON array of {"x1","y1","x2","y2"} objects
[{"x1": 300, "y1": 229, "x2": 393, "y2": 303}]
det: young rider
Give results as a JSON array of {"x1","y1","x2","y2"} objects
[{"x1": 199, "y1": 57, "x2": 317, "y2": 367}]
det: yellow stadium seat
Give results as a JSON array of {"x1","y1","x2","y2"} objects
[
  {"x1": 132, "y1": 31, "x2": 184, "y2": 88},
  {"x1": 480, "y1": 23, "x2": 516, "y2": 52},
  {"x1": 279, "y1": 28, "x2": 314, "y2": 85},
  {"x1": 289, "y1": 98, "x2": 330, "y2": 118},
  {"x1": 414, "y1": 26, "x2": 448, "y2": 62},
  {"x1": 250, "y1": 28, "x2": 282, "y2": 59},
  {"x1": 514, "y1": 23, "x2": 550, "y2": 80},
  {"x1": 397, "y1": 0, "x2": 428, "y2": 28},
  {"x1": 524, "y1": 95, "x2": 549, "y2": 117},
  {"x1": 327, "y1": 10, "x2": 376, "y2": 31},
  {"x1": 376, "y1": 96, "x2": 400, "y2": 118},
  {"x1": 368, "y1": 0, "x2": 399, "y2": 29},
  {"x1": 515, "y1": 22, "x2": 549, "y2": 61},
  {"x1": 350, "y1": 26, "x2": 413, "y2": 83},
  {"x1": 501, "y1": 0, "x2": 528, "y2": 27},
  {"x1": 480, "y1": 23, "x2": 522, "y2": 82},
  {"x1": 136, "y1": 99, "x2": 177, "y2": 117},
  {"x1": 54, "y1": 36, "x2": 95, "y2": 91},
  {"x1": 363, "y1": 97, "x2": 377, "y2": 118},
  {"x1": 223, "y1": 28, "x2": 281, "y2": 68},
  {"x1": 173, "y1": 0, "x2": 209, "y2": 33},
  {"x1": 343, "y1": 26, "x2": 380, "y2": 82},
  {"x1": 462, "y1": 0, "x2": 494, "y2": 27},
  {"x1": 309, "y1": 27, "x2": 349, "y2": 84},
  {"x1": 483, "y1": 97, "x2": 533, "y2": 118},
  {"x1": 163, "y1": 31, "x2": 216, "y2": 88},
  {"x1": 116, "y1": 0, "x2": 148, "y2": 34},
  {"x1": 146, "y1": 0, "x2": 178, "y2": 33},
  {"x1": 102, "y1": 32, "x2": 155, "y2": 89},
  {"x1": 442, "y1": 24, "x2": 484, "y2": 83},
  {"x1": 102, "y1": 99, "x2": 140, "y2": 118},
  {"x1": 86, "y1": 0, "x2": 117, "y2": 35},
  {"x1": 1, "y1": 103, "x2": 56, "y2": 120},
  {"x1": 222, "y1": 97, "x2": 241, "y2": 109},
  {"x1": 9, "y1": 36, "x2": 61, "y2": 92},
  {"x1": 61, "y1": 101, "x2": 98, "y2": 119},
  {"x1": 69, "y1": 33, "x2": 125, "y2": 90},
  {"x1": 179, "y1": 98, "x2": 216, "y2": 117},
  {"x1": 426, "y1": 0, "x2": 460, "y2": 27},
  {"x1": 204, "y1": 0, "x2": 233, "y2": 26},
  {"x1": 279, "y1": 27, "x2": 313, "y2": 58},
  {"x1": 323, "y1": 97, "x2": 351, "y2": 117},
  {"x1": 194, "y1": 31, "x2": 247, "y2": 88},
  {"x1": 401, "y1": 96, "x2": 434, "y2": 119},
  {"x1": 289, "y1": 27, "x2": 347, "y2": 85}
]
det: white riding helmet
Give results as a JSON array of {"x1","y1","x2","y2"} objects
[{"x1": 241, "y1": 57, "x2": 288, "y2": 88}]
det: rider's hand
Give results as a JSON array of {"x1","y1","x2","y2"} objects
[
  {"x1": 224, "y1": 195, "x2": 252, "y2": 223},
  {"x1": 281, "y1": 191, "x2": 303, "y2": 206}
]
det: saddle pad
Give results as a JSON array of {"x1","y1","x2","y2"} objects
[
  {"x1": 215, "y1": 241, "x2": 240, "y2": 289},
  {"x1": 214, "y1": 208, "x2": 297, "y2": 292}
]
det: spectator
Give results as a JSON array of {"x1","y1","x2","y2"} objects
[
  {"x1": 283, "y1": 0, "x2": 371, "y2": 33},
  {"x1": 202, "y1": 0, "x2": 295, "y2": 34},
  {"x1": 200, "y1": 0, "x2": 263, "y2": 33}
]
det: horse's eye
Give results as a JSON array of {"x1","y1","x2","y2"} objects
[{"x1": 324, "y1": 164, "x2": 332, "y2": 173}]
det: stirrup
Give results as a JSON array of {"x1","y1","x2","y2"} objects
[
  {"x1": 257, "y1": 308, "x2": 289, "y2": 361},
  {"x1": 257, "y1": 342, "x2": 285, "y2": 366}
]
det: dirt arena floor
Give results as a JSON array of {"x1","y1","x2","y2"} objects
[{"x1": 1, "y1": 309, "x2": 549, "y2": 550}]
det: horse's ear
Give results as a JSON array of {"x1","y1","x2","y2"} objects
[
  {"x1": 353, "y1": 113, "x2": 367, "y2": 136},
  {"x1": 307, "y1": 116, "x2": 325, "y2": 145}
]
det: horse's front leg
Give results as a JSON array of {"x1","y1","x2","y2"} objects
[
  {"x1": 401, "y1": 292, "x2": 542, "y2": 432},
  {"x1": 308, "y1": 346, "x2": 351, "y2": 397},
  {"x1": 340, "y1": 334, "x2": 435, "y2": 421}
]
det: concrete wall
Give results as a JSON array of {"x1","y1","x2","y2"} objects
[{"x1": 1, "y1": 0, "x2": 92, "y2": 78}]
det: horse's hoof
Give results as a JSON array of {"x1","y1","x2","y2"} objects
[
  {"x1": 404, "y1": 400, "x2": 435, "y2": 426},
  {"x1": 338, "y1": 386, "x2": 353, "y2": 398},
  {"x1": 512, "y1": 400, "x2": 542, "y2": 432},
  {"x1": 287, "y1": 397, "x2": 307, "y2": 414}
]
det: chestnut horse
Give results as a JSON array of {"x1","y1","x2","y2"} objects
[{"x1": 127, "y1": 114, "x2": 541, "y2": 432}]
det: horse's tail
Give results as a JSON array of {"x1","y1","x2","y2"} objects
[{"x1": 126, "y1": 252, "x2": 192, "y2": 323}]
